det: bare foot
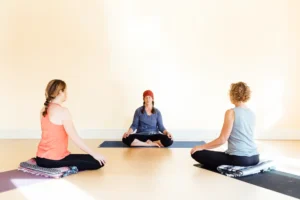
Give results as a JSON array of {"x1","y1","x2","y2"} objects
[
  {"x1": 146, "y1": 140, "x2": 160, "y2": 147},
  {"x1": 152, "y1": 140, "x2": 164, "y2": 147}
]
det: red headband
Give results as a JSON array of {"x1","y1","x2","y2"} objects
[{"x1": 143, "y1": 90, "x2": 154, "y2": 99}]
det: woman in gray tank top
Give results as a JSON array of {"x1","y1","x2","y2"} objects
[{"x1": 191, "y1": 82, "x2": 259, "y2": 170}]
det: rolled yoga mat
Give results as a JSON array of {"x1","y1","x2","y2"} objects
[
  {"x1": 194, "y1": 164, "x2": 300, "y2": 199},
  {"x1": 99, "y1": 141, "x2": 205, "y2": 148}
]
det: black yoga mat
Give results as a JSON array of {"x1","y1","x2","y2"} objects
[
  {"x1": 99, "y1": 141, "x2": 205, "y2": 148},
  {"x1": 194, "y1": 164, "x2": 300, "y2": 199},
  {"x1": 0, "y1": 169, "x2": 49, "y2": 193}
]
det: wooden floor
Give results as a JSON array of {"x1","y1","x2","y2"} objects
[{"x1": 0, "y1": 140, "x2": 300, "y2": 200}]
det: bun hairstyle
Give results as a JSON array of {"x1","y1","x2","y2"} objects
[{"x1": 229, "y1": 82, "x2": 251, "y2": 103}]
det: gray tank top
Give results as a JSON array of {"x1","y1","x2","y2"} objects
[{"x1": 225, "y1": 107, "x2": 258, "y2": 156}]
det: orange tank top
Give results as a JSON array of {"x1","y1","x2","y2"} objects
[{"x1": 36, "y1": 105, "x2": 70, "y2": 160}]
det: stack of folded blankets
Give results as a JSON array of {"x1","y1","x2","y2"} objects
[
  {"x1": 18, "y1": 158, "x2": 78, "y2": 178},
  {"x1": 217, "y1": 160, "x2": 276, "y2": 177}
]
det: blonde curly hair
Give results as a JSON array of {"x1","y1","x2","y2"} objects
[{"x1": 229, "y1": 82, "x2": 251, "y2": 103}]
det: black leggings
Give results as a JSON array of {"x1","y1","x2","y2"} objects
[
  {"x1": 36, "y1": 154, "x2": 104, "y2": 171},
  {"x1": 122, "y1": 134, "x2": 173, "y2": 147},
  {"x1": 191, "y1": 150, "x2": 259, "y2": 170}
]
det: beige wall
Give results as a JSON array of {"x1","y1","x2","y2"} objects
[{"x1": 0, "y1": 0, "x2": 299, "y2": 138}]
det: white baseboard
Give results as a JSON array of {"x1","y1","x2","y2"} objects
[
  {"x1": 0, "y1": 129, "x2": 41, "y2": 139},
  {"x1": 0, "y1": 129, "x2": 217, "y2": 140},
  {"x1": 0, "y1": 129, "x2": 299, "y2": 140},
  {"x1": 78, "y1": 129, "x2": 219, "y2": 140},
  {"x1": 255, "y1": 129, "x2": 300, "y2": 140}
]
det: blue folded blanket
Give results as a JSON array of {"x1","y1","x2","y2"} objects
[{"x1": 217, "y1": 160, "x2": 276, "y2": 177}]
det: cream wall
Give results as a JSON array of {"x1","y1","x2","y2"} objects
[{"x1": 0, "y1": 0, "x2": 299, "y2": 139}]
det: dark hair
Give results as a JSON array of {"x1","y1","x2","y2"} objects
[
  {"x1": 141, "y1": 101, "x2": 156, "y2": 114},
  {"x1": 42, "y1": 79, "x2": 66, "y2": 117}
]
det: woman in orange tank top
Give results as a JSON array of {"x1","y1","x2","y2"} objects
[{"x1": 36, "y1": 79, "x2": 106, "y2": 171}]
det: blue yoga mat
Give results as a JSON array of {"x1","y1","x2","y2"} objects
[{"x1": 99, "y1": 141, "x2": 205, "y2": 148}]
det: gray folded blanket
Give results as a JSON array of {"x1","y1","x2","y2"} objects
[
  {"x1": 217, "y1": 160, "x2": 276, "y2": 177},
  {"x1": 18, "y1": 158, "x2": 78, "y2": 178}
]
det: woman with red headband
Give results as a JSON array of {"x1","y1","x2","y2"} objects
[{"x1": 122, "y1": 90, "x2": 173, "y2": 147}]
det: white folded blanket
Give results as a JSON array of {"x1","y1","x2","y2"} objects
[{"x1": 217, "y1": 160, "x2": 276, "y2": 177}]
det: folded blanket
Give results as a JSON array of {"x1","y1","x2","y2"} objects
[
  {"x1": 18, "y1": 158, "x2": 78, "y2": 179},
  {"x1": 217, "y1": 160, "x2": 276, "y2": 177}
]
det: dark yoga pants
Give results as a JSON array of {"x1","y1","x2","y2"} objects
[
  {"x1": 192, "y1": 150, "x2": 259, "y2": 170},
  {"x1": 122, "y1": 134, "x2": 173, "y2": 147},
  {"x1": 36, "y1": 154, "x2": 104, "y2": 171}
]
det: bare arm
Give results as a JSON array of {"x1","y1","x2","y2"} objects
[
  {"x1": 191, "y1": 109, "x2": 234, "y2": 153},
  {"x1": 62, "y1": 108, "x2": 98, "y2": 157}
]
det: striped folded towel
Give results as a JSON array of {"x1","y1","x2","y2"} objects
[
  {"x1": 217, "y1": 160, "x2": 276, "y2": 177},
  {"x1": 18, "y1": 158, "x2": 78, "y2": 178}
]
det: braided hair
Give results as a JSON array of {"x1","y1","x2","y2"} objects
[{"x1": 42, "y1": 79, "x2": 66, "y2": 117}]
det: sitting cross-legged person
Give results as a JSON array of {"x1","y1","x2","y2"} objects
[
  {"x1": 191, "y1": 82, "x2": 259, "y2": 170},
  {"x1": 122, "y1": 90, "x2": 173, "y2": 147}
]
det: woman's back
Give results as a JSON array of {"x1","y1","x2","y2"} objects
[
  {"x1": 226, "y1": 107, "x2": 258, "y2": 157},
  {"x1": 36, "y1": 103, "x2": 70, "y2": 160}
]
